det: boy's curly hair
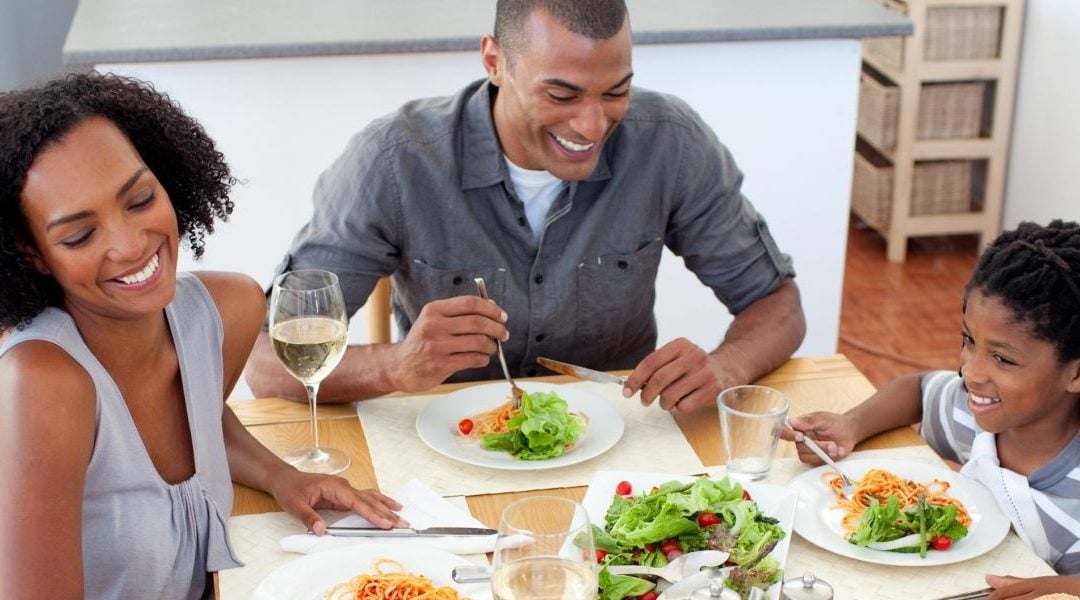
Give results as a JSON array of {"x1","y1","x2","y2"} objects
[
  {"x1": 966, "y1": 219, "x2": 1080, "y2": 362},
  {"x1": 0, "y1": 72, "x2": 235, "y2": 330}
]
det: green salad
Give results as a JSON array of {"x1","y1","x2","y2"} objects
[
  {"x1": 593, "y1": 477, "x2": 786, "y2": 600},
  {"x1": 848, "y1": 495, "x2": 968, "y2": 556},
  {"x1": 479, "y1": 391, "x2": 586, "y2": 460}
]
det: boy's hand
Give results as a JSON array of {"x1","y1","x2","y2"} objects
[{"x1": 782, "y1": 412, "x2": 859, "y2": 465}]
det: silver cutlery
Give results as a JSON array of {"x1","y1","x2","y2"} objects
[
  {"x1": 930, "y1": 588, "x2": 994, "y2": 600},
  {"x1": 788, "y1": 420, "x2": 857, "y2": 497},
  {"x1": 475, "y1": 278, "x2": 524, "y2": 409},
  {"x1": 607, "y1": 550, "x2": 730, "y2": 583},
  {"x1": 318, "y1": 526, "x2": 496, "y2": 537},
  {"x1": 537, "y1": 356, "x2": 628, "y2": 386}
]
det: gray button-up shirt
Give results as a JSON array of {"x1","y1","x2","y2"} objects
[{"x1": 274, "y1": 79, "x2": 794, "y2": 381}]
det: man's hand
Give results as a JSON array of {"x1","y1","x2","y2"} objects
[
  {"x1": 386, "y1": 296, "x2": 508, "y2": 392},
  {"x1": 623, "y1": 338, "x2": 728, "y2": 414}
]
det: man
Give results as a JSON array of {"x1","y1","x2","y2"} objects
[{"x1": 246, "y1": 0, "x2": 805, "y2": 414}]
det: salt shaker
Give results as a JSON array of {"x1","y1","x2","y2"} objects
[{"x1": 782, "y1": 572, "x2": 834, "y2": 600}]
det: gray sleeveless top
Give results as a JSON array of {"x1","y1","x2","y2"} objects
[{"x1": 0, "y1": 273, "x2": 241, "y2": 599}]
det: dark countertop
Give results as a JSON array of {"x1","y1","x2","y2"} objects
[{"x1": 64, "y1": 0, "x2": 911, "y2": 66}]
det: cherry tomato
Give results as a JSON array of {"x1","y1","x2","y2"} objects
[
  {"x1": 931, "y1": 535, "x2": 952, "y2": 551},
  {"x1": 615, "y1": 480, "x2": 633, "y2": 496},
  {"x1": 742, "y1": 489, "x2": 752, "y2": 500},
  {"x1": 596, "y1": 549, "x2": 608, "y2": 563},
  {"x1": 697, "y1": 512, "x2": 721, "y2": 527},
  {"x1": 457, "y1": 419, "x2": 474, "y2": 435},
  {"x1": 638, "y1": 593, "x2": 659, "y2": 600},
  {"x1": 660, "y1": 539, "x2": 680, "y2": 555},
  {"x1": 644, "y1": 543, "x2": 657, "y2": 553}
]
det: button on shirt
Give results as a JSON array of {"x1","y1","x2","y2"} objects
[{"x1": 274, "y1": 79, "x2": 795, "y2": 382}]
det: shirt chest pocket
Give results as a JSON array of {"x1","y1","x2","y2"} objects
[
  {"x1": 575, "y1": 238, "x2": 664, "y2": 351},
  {"x1": 397, "y1": 260, "x2": 508, "y2": 326}
]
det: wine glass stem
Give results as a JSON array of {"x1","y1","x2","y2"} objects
[{"x1": 305, "y1": 382, "x2": 321, "y2": 449}]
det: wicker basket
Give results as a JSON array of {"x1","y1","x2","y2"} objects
[
  {"x1": 863, "y1": 1, "x2": 1003, "y2": 67},
  {"x1": 851, "y1": 140, "x2": 986, "y2": 229},
  {"x1": 858, "y1": 68, "x2": 990, "y2": 148}
]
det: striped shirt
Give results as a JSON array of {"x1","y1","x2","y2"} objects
[{"x1": 920, "y1": 370, "x2": 1080, "y2": 576}]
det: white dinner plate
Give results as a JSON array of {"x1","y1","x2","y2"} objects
[
  {"x1": 415, "y1": 381, "x2": 624, "y2": 470},
  {"x1": 788, "y1": 458, "x2": 1010, "y2": 566},
  {"x1": 249, "y1": 543, "x2": 492, "y2": 600},
  {"x1": 581, "y1": 470, "x2": 797, "y2": 600}
]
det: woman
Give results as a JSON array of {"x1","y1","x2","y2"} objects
[{"x1": 0, "y1": 73, "x2": 403, "y2": 599}]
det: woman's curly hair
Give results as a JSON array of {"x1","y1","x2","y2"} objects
[
  {"x1": 966, "y1": 219, "x2": 1080, "y2": 362},
  {"x1": 0, "y1": 71, "x2": 235, "y2": 330}
]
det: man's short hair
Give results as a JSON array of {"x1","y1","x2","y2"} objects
[{"x1": 494, "y1": 0, "x2": 628, "y2": 58}]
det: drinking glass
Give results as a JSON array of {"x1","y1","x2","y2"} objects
[
  {"x1": 269, "y1": 269, "x2": 351, "y2": 474},
  {"x1": 491, "y1": 496, "x2": 597, "y2": 600},
  {"x1": 718, "y1": 385, "x2": 790, "y2": 481}
]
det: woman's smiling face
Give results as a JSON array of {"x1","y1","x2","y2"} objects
[
  {"x1": 960, "y1": 288, "x2": 1080, "y2": 434},
  {"x1": 19, "y1": 116, "x2": 179, "y2": 324}
]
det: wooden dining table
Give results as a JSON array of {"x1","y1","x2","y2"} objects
[
  {"x1": 223, "y1": 354, "x2": 1053, "y2": 599},
  {"x1": 229, "y1": 354, "x2": 919, "y2": 522}
]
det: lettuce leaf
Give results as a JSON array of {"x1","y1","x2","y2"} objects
[
  {"x1": 597, "y1": 567, "x2": 656, "y2": 600},
  {"x1": 480, "y1": 391, "x2": 585, "y2": 460}
]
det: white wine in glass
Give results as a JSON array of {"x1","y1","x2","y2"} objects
[
  {"x1": 269, "y1": 269, "x2": 351, "y2": 474},
  {"x1": 491, "y1": 496, "x2": 597, "y2": 600}
]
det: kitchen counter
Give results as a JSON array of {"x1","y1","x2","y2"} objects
[{"x1": 63, "y1": 0, "x2": 910, "y2": 65}]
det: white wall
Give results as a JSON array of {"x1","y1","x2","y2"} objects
[
  {"x1": 101, "y1": 38, "x2": 860, "y2": 399},
  {"x1": 1003, "y1": 0, "x2": 1080, "y2": 227}
]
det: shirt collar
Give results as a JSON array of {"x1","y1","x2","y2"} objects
[{"x1": 460, "y1": 79, "x2": 613, "y2": 191}]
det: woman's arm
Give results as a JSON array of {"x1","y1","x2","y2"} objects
[
  {"x1": 197, "y1": 272, "x2": 404, "y2": 530},
  {"x1": 0, "y1": 343, "x2": 96, "y2": 599}
]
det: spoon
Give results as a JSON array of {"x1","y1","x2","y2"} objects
[
  {"x1": 474, "y1": 277, "x2": 524, "y2": 409},
  {"x1": 788, "y1": 420, "x2": 857, "y2": 497},
  {"x1": 607, "y1": 550, "x2": 730, "y2": 583}
]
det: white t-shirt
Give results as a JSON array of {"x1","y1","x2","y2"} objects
[{"x1": 505, "y1": 158, "x2": 566, "y2": 243}]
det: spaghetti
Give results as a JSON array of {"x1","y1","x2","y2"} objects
[
  {"x1": 462, "y1": 398, "x2": 520, "y2": 438},
  {"x1": 324, "y1": 559, "x2": 466, "y2": 600},
  {"x1": 827, "y1": 468, "x2": 972, "y2": 534}
]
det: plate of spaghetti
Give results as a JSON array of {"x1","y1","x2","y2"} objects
[
  {"x1": 415, "y1": 381, "x2": 623, "y2": 470},
  {"x1": 788, "y1": 459, "x2": 1009, "y2": 566},
  {"x1": 249, "y1": 543, "x2": 491, "y2": 600}
]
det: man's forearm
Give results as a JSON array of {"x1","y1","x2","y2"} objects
[
  {"x1": 245, "y1": 333, "x2": 399, "y2": 403},
  {"x1": 708, "y1": 277, "x2": 806, "y2": 388}
]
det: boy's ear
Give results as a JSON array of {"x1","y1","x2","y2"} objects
[
  {"x1": 16, "y1": 240, "x2": 50, "y2": 275},
  {"x1": 1066, "y1": 358, "x2": 1080, "y2": 394}
]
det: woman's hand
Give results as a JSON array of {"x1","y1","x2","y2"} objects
[
  {"x1": 987, "y1": 574, "x2": 1080, "y2": 599},
  {"x1": 268, "y1": 469, "x2": 406, "y2": 535},
  {"x1": 781, "y1": 411, "x2": 860, "y2": 465}
]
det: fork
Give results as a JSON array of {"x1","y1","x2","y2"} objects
[
  {"x1": 787, "y1": 420, "x2": 857, "y2": 497},
  {"x1": 474, "y1": 278, "x2": 524, "y2": 409}
]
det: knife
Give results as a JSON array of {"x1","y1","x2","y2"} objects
[
  {"x1": 320, "y1": 526, "x2": 496, "y2": 537},
  {"x1": 537, "y1": 357, "x2": 627, "y2": 386}
]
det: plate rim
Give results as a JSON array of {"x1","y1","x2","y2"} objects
[
  {"x1": 415, "y1": 381, "x2": 625, "y2": 471},
  {"x1": 789, "y1": 457, "x2": 1010, "y2": 567},
  {"x1": 249, "y1": 542, "x2": 490, "y2": 600}
]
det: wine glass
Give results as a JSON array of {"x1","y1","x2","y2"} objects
[
  {"x1": 269, "y1": 269, "x2": 351, "y2": 474},
  {"x1": 491, "y1": 496, "x2": 597, "y2": 600}
]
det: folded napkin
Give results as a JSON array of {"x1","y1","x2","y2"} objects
[{"x1": 279, "y1": 479, "x2": 496, "y2": 555}]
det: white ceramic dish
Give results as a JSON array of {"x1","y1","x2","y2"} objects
[
  {"x1": 582, "y1": 470, "x2": 797, "y2": 600},
  {"x1": 415, "y1": 381, "x2": 624, "y2": 470},
  {"x1": 249, "y1": 543, "x2": 492, "y2": 600},
  {"x1": 788, "y1": 458, "x2": 1010, "y2": 566}
]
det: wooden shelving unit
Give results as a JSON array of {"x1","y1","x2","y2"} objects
[{"x1": 852, "y1": 0, "x2": 1025, "y2": 262}]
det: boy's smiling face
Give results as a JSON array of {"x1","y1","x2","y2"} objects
[{"x1": 960, "y1": 289, "x2": 1080, "y2": 435}]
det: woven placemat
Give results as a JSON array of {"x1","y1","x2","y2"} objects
[
  {"x1": 357, "y1": 381, "x2": 705, "y2": 497},
  {"x1": 220, "y1": 497, "x2": 487, "y2": 599},
  {"x1": 706, "y1": 447, "x2": 1055, "y2": 599}
]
